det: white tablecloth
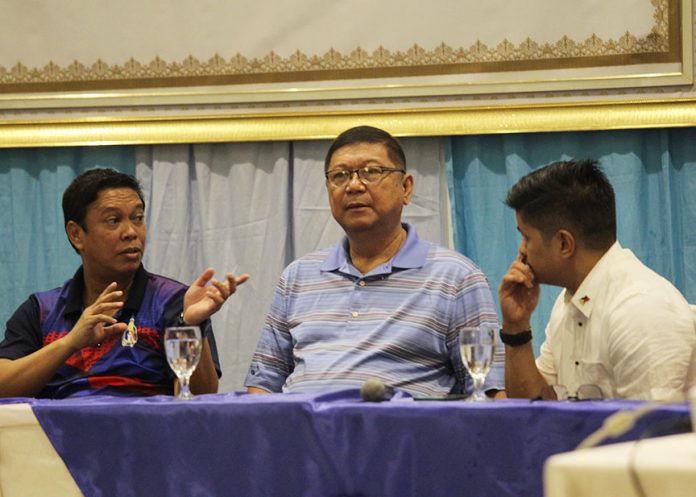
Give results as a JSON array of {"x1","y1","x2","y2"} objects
[
  {"x1": 545, "y1": 433, "x2": 696, "y2": 497},
  {"x1": 0, "y1": 403, "x2": 82, "y2": 497}
]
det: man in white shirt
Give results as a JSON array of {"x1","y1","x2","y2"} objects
[{"x1": 498, "y1": 159, "x2": 695, "y2": 400}]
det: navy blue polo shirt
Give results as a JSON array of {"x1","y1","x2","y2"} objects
[{"x1": 0, "y1": 265, "x2": 221, "y2": 398}]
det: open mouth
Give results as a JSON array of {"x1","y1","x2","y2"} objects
[{"x1": 120, "y1": 247, "x2": 141, "y2": 256}]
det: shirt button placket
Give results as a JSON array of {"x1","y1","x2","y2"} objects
[
  {"x1": 351, "y1": 279, "x2": 366, "y2": 319},
  {"x1": 573, "y1": 318, "x2": 585, "y2": 369}
]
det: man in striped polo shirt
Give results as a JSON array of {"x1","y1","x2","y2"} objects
[{"x1": 245, "y1": 126, "x2": 504, "y2": 398}]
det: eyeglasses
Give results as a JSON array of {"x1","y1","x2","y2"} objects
[
  {"x1": 536, "y1": 384, "x2": 604, "y2": 401},
  {"x1": 325, "y1": 166, "x2": 405, "y2": 188}
]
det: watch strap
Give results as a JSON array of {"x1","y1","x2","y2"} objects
[{"x1": 499, "y1": 329, "x2": 533, "y2": 347}]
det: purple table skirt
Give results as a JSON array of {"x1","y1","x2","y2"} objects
[{"x1": 4, "y1": 391, "x2": 688, "y2": 497}]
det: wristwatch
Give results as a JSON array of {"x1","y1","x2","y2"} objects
[
  {"x1": 499, "y1": 328, "x2": 532, "y2": 347},
  {"x1": 177, "y1": 312, "x2": 187, "y2": 326}
]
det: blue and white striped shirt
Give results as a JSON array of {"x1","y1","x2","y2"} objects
[{"x1": 245, "y1": 224, "x2": 504, "y2": 397}]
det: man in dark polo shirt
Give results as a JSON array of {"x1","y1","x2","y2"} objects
[{"x1": 0, "y1": 168, "x2": 248, "y2": 398}]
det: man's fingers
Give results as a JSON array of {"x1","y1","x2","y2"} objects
[
  {"x1": 500, "y1": 269, "x2": 535, "y2": 292},
  {"x1": 503, "y1": 269, "x2": 531, "y2": 285},
  {"x1": 88, "y1": 301, "x2": 124, "y2": 315},
  {"x1": 98, "y1": 282, "x2": 119, "y2": 296},
  {"x1": 94, "y1": 286, "x2": 123, "y2": 304},
  {"x1": 511, "y1": 259, "x2": 533, "y2": 274},
  {"x1": 230, "y1": 273, "x2": 250, "y2": 287},
  {"x1": 206, "y1": 287, "x2": 226, "y2": 305},
  {"x1": 192, "y1": 267, "x2": 216, "y2": 288},
  {"x1": 89, "y1": 314, "x2": 119, "y2": 326},
  {"x1": 506, "y1": 259, "x2": 536, "y2": 287},
  {"x1": 211, "y1": 279, "x2": 230, "y2": 298},
  {"x1": 102, "y1": 322, "x2": 128, "y2": 335},
  {"x1": 223, "y1": 273, "x2": 250, "y2": 294}
]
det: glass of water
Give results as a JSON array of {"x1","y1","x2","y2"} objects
[
  {"x1": 164, "y1": 326, "x2": 202, "y2": 400},
  {"x1": 459, "y1": 327, "x2": 496, "y2": 401}
]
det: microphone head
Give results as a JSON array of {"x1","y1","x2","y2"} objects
[{"x1": 361, "y1": 378, "x2": 390, "y2": 402}]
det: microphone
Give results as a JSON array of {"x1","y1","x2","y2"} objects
[{"x1": 360, "y1": 379, "x2": 395, "y2": 402}]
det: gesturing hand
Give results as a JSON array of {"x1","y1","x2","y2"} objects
[
  {"x1": 65, "y1": 283, "x2": 127, "y2": 352},
  {"x1": 183, "y1": 268, "x2": 250, "y2": 325},
  {"x1": 498, "y1": 256, "x2": 540, "y2": 330}
]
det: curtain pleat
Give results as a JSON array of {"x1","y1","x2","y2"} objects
[{"x1": 136, "y1": 142, "x2": 292, "y2": 392}]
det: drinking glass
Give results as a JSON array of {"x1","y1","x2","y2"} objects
[
  {"x1": 164, "y1": 326, "x2": 202, "y2": 400},
  {"x1": 459, "y1": 327, "x2": 496, "y2": 401}
]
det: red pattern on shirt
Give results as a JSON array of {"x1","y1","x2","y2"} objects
[{"x1": 42, "y1": 327, "x2": 163, "y2": 371}]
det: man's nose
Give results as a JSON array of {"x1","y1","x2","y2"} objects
[
  {"x1": 122, "y1": 221, "x2": 138, "y2": 239},
  {"x1": 345, "y1": 171, "x2": 365, "y2": 190},
  {"x1": 518, "y1": 240, "x2": 527, "y2": 258}
]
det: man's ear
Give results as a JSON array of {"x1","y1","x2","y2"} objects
[
  {"x1": 66, "y1": 221, "x2": 84, "y2": 252},
  {"x1": 402, "y1": 174, "x2": 414, "y2": 205},
  {"x1": 556, "y1": 229, "x2": 576, "y2": 258}
]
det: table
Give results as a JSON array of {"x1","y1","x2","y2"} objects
[
  {"x1": 545, "y1": 433, "x2": 696, "y2": 497},
  {"x1": 0, "y1": 392, "x2": 690, "y2": 497}
]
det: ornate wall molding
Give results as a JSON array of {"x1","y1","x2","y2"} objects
[
  {"x1": 0, "y1": 1, "x2": 677, "y2": 91},
  {"x1": 3, "y1": 98, "x2": 696, "y2": 148},
  {"x1": 0, "y1": 0, "x2": 693, "y2": 143},
  {"x1": 0, "y1": 1, "x2": 689, "y2": 98}
]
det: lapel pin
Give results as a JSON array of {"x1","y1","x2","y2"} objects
[{"x1": 121, "y1": 316, "x2": 138, "y2": 347}]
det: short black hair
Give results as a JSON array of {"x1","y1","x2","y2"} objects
[
  {"x1": 324, "y1": 125, "x2": 406, "y2": 171},
  {"x1": 62, "y1": 168, "x2": 145, "y2": 251},
  {"x1": 505, "y1": 159, "x2": 616, "y2": 250}
]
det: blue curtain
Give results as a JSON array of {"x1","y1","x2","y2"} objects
[
  {"x1": 0, "y1": 147, "x2": 135, "y2": 330},
  {"x1": 447, "y1": 128, "x2": 696, "y2": 353},
  {"x1": 3, "y1": 129, "x2": 696, "y2": 359}
]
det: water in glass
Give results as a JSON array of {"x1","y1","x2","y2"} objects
[
  {"x1": 459, "y1": 327, "x2": 495, "y2": 401},
  {"x1": 164, "y1": 326, "x2": 202, "y2": 400}
]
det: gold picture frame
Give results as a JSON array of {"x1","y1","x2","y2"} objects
[{"x1": 0, "y1": 0, "x2": 693, "y2": 146}]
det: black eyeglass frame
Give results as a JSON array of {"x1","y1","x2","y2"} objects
[{"x1": 324, "y1": 166, "x2": 405, "y2": 187}]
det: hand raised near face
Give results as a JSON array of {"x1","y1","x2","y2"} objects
[
  {"x1": 183, "y1": 268, "x2": 250, "y2": 325},
  {"x1": 498, "y1": 256, "x2": 540, "y2": 330},
  {"x1": 64, "y1": 283, "x2": 128, "y2": 351}
]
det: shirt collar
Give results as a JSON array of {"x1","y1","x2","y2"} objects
[
  {"x1": 566, "y1": 241, "x2": 622, "y2": 317},
  {"x1": 64, "y1": 265, "x2": 149, "y2": 319},
  {"x1": 320, "y1": 223, "x2": 429, "y2": 276}
]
